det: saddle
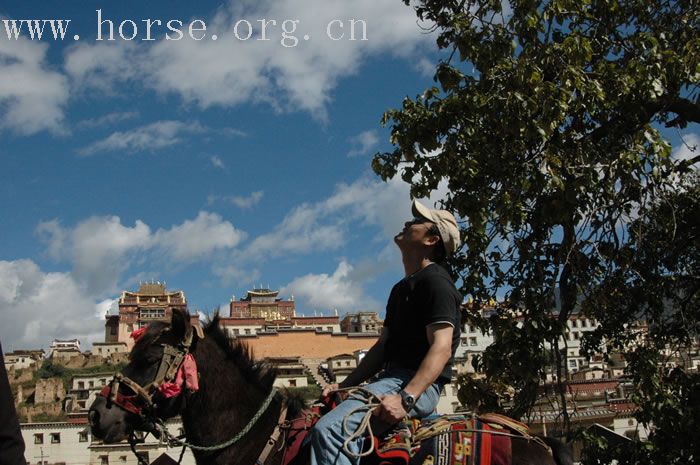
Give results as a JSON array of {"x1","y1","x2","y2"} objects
[{"x1": 280, "y1": 403, "x2": 530, "y2": 465}]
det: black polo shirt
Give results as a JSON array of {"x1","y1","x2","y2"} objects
[{"x1": 383, "y1": 263, "x2": 462, "y2": 383}]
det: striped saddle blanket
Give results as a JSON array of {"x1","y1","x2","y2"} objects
[{"x1": 364, "y1": 414, "x2": 526, "y2": 465}]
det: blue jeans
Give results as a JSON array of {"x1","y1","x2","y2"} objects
[{"x1": 307, "y1": 368, "x2": 442, "y2": 465}]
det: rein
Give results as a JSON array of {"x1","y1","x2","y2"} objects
[
  {"x1": 329, "y1": 386, "x2": 552, "y2": 459},
  {"x1": 158, "y1": 386, "x2": 279, "y2": 452}
]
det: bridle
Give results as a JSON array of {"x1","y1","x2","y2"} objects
[
  {"x1": 100, "y1": 323, "x2": 203, "y2": 428},
  {"x1": 99, "y1": 322, "x2": 286, "y2": 465}
]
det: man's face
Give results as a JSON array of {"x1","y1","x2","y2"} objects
[{"x1": 394, "y1": 217, "x2": 439, "y2": 249}]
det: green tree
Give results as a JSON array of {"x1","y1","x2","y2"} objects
[
  {"x1": 373, "y1": 0, "x2": 699, "y2": 456},
  {"x1": 579, "y1": 174, "x2": 700, "y2": 463}
]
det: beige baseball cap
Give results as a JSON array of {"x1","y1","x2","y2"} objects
[{"x1": 412, "y1": 199, "x2": 461, "y2": 256}]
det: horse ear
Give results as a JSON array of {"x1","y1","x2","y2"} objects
[{"x1": 170, "y1": 308, "x2": 191, "y2": 340}]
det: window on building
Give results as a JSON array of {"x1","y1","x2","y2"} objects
[
  {"x1": 79, "y1": 431, "x2": 89, "y2": 442},
  {"x1": 288, "y1": 379, "x2": 297, "y2": 387},
  {"x1": 469, "y1": 325, "x2": 475, "y2": 333},
  {"x1": 244, "y1": 329, "x2": 251, "y2": 335},
  {"x1": 110, "y1": 326, "x2": 117, "y2": 335},
  {"x1": 140, "y1": 308, "x2": 165, "y2": 319},
  {"x1": 569, "y1": 359, "x2": 578, "y2": 368},
  {"x1": 469, "y1": 337, "x2": 478, "y2": 346},
  {"x1": 89, "y1": 381, "x2": 94, "y2": 388},
  {"x1": 100, "y1": 455, "x2": 109, "y2": 465},
  {"x1": 233, "y1": 329, "x2": 240, "y2": 335},
  {"x1": 78, "y1": 381, "x2": 85, "y2": 389},
  {"x1": 327, "y1": 327, "x2": 333, "y2": 332},
  {"x1": 573, "y1": 332, "x2": 580, "y2": 340},
  {"x1": 572, "y1": 319, "x2": 579, "y2": 328},
  {"x1": 34, "y1": 433, "x2": 43, "y2": 444},
  {"x1": 345, "y1": 361, "x2": 351, "y2": 366},
  {"x1": 581, "y1": 319, "x2": 588, "y2": 328},
  {"x1": 119, "y1": 456, "x2": 128, "y2": 463},
  {"x1": 50, "y1": 433, "x2": 60, "y2": 443}
]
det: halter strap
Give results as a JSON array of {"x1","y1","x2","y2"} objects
[{"x1": 102, "y1": 323, "x2": 202, "y2": 417}]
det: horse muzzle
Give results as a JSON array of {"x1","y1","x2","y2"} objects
[{"x1": 89, "y1": 395, "x2": 131, "y2": 443}]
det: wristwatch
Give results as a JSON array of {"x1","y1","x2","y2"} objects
[{"x1": 399, "y1": 389, "x2": 416, "y2": 411}]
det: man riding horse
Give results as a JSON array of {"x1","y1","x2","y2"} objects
[{"x1": 308, "y1": 199, "x2": 462, "y2": 465}]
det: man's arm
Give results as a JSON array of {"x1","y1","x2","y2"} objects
[
  {"x1": 321, "y1": 328, "x2": 389, "y2": 396},
  {"x1": 374, "y1": 323, "x2": 453, "y2": 424}
]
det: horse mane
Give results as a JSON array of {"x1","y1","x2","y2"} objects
[{"x1": 203, "y1": 314, "x2": 277, "y2": 391}]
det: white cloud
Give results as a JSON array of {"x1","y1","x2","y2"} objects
[
  {"x1": 281, "y1": 260, "x2": 379, "y2": 312},
  {"x1": 37, "y1": 211, "x2": 244, "y2": 295},
  {"x1": 242, "y1": 172, "x2": 449, "y2": 260},
  {"x1": 37, "y1": 216, "x2": 151, "y2": 295},
  {"x1": 210, "y1": 190, "x2": 265, "y2": 208},
  {"x1": 414, "y1": 57, "x2": 436, "y2": 78},
  {"x1": 78, "y1": 120, "x2": 206, "y2": 155},
  {"x1": 76, "y1": 111, "x2": 140, "y2": 129},
  {"x1": 229, "y1": 190, "x2": 264, "y2": 209},
  {"x1": 0, "y1": 260, "x2": 104, "y2": 351},
  {"x1": 64, "y1": 41, "x2": 140, "y2": 93},
  {"x1": 0, "y1": 31, "x2": 68, "y2": 134},
  {"x1": 212, "y1": 264, "x2": 261, "y2": 288},
  {"x1": 347, "y1": 130, "x2": 380, "y2": 157},
  {"x1": 153, "y1": 211, "x2": 246, "y2": 262},
  {"x1": 210, "y1": 155, "x2": 226, "y2": 169},
  {"x1": 672, "y1": 132, "x2": 699, "y2": 166},
  {"x1": 64, "y1": 0, "x2": 431, "y2": 119}
]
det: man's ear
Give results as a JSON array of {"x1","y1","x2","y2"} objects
[
  {"x1": 423, "y1": 234, "x2": 440, "y2": 247},
  {"x1": 171, "y1": 308, "x2": 191, "y2": 340}
]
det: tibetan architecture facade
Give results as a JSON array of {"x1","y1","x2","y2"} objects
[
  {"x1": 339, "y1": 311, "x2": 383, "y2": 334},
  {"x1": 229, "y1": 287, "x2": 296, "y2": 320},
  {"x1": 105, "y1": 281, "x2": 198, "y2": 350}
]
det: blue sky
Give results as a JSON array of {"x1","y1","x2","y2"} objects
[
  {"x1": 0, "y1": 0, "x2": 456, "y2": 351},
  {"x1": 1, "y1": 1, "x2": 697, "y2": 352}
]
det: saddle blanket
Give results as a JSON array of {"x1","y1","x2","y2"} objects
[
  {"x1": 281, "y1": 411, "x2": 514, "y2": 465},
  {"x1": 365, "y1": 415, "x2": 512, "y2": 465}
]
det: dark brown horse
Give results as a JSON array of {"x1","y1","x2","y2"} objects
[{"x1": 89, "y1": 309, "x2": 572, "y2": 465}]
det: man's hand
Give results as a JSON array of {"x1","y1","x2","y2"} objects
[
  {"x1": 321, "y1": 383, "x2": 340, "y2": 398},
  {"x1": 372, "y1": 394, "x2": 407, "y2": 425}
]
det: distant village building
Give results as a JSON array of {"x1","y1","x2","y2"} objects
[
  {"x1": 327, "y1": 354, "x2": 357, "y2": 383},
  {"x1": 91, "y1": 342, "x2": 128, "y2": 358},
  {"x1": 67, "y1": 373, "x2": 112, "y2": 412},
  {"x1": 266, "y1": 357, "x2": 309, "y2": 388},
  {"x1": 105, "y1": 281, "x2": 199, "y2": 350},
  {"x1": 21, "y1": 418, "x2": 195, "y2": 465},
  {"x1": 4, "y1": 349, "x2": 45, "y2": 371},
  {"x1": 340, "y1": 311, "x2": 383, "y2": 334},
  {"x1": 49, "y1": 339, "x2": 82, "y2": 361}
]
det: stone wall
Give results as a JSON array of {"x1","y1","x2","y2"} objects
[
  {"x1": 241, "y1": 331, "x2": 378, "y2": 359},
  {"x1": 19, "y1": 401, "x2": 63, "y2": 423},
  {"x1": 34, "y1": 378, "x2": 66, "y2": 404}
]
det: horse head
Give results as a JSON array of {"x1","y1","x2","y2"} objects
[{"x1": 89, "y1": 308, "x2": 198, "y2": 443}]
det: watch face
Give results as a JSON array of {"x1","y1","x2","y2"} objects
[{"x1": 400, "y1": 390, "x2": 415, "y2": 409}]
